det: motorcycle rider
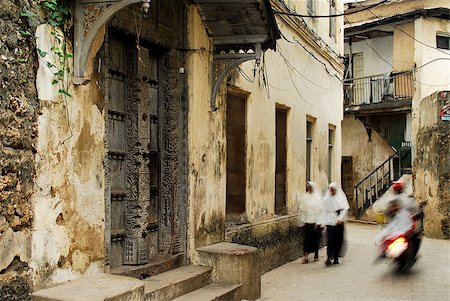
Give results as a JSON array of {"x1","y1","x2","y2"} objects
[{"x1": 392, "y1": 181, "x2": 416, "y2": 212}]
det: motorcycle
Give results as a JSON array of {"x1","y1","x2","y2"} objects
[{"x1": 375, "y1": 202, "x2": 425, "y2": 273}]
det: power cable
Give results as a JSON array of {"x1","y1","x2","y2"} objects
[
  {"x1": 279, "y1": 32, "x2": 344, "y2": 83},
  {"x1": 277, "y1": 43, "x2": 343, "y2": 89},
  {"x1": 338, "y1": 1, "x2": 450, "y2": 87},
  {"x1": 351, "y1": 0, "x2": 450, "y2": 57},
  {"x1": 274, "y1": 0, "x2": 388, "y2": 18}
]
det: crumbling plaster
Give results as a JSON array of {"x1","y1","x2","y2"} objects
[
  {"x1": 341, "y1": 115, "x2": 395, "y2": 193},
  {"x1": 187, "y1": 6, "x2": 226, "y2": 252},
  {"x1": 413, "y1": 91, "x2": 450, "y2": 239},
  {"x1": 31, "y1": 24, "x2": 106, "y2": 288},
  {"x1": 187, "y1": 3, "x2": 344, "y2": 257}
]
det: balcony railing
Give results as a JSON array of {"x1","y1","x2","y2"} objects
[{"x1": 344, "y1": 70, "x2": 414, "y2": 107}]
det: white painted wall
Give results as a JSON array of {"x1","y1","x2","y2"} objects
[
  {"x1": 237, "y1": 13, "x2": 344, "y2": 220},
  {"x1": 412, "y1": 17, "x2": 450, "y2": 159},
  {"x1": 187, "y1": 2, "x2": 345, "y2": 253},
  {"x1": 344, "y1": 35, "x2": 394, "y2": 77}
]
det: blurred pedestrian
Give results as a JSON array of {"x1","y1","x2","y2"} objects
[
  {"x1": 299, "y1": 182, "x2": 323, "y2": 263},
  {"x1": 319, "y1": 182, "x2": 350, "y2": 266}
]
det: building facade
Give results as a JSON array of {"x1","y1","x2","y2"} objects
[
  {"x1": 0, "y1": 0, "x2": 344, "y2": 299},
  {"x1": 341, "y1": 0, "x2": 450, "y2": 237}
]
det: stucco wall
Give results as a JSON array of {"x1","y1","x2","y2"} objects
[
  {"x1": 187, "y1": 3, "x2": 344, "y2": 260},
  {"x1": 411, "y1": 17, "x2": 450, "y2": 160},
  {"x1": 31, "y1": 24, "x2": 106, "y2": 289},
  {"x1": 392, "y1": 22, "x2": 415, "y2": 72},
  {"x1": 413, "y1": 91, "x2": 450, "y2": 239},
  {"x1": 344, "y1": 35, "x2": 393, "y2": 77},
  {"x1": 281, "y1": 0, "x2": 345, "y2": 56},
  {"x1": 341, "y1": 115, "x2": 395, "y2": 206},
  {"x1": 0, "y1": 1, "x2": 39, "y2": 299},
  {"x1": 187, "y1": 7, "x2": 226, "y2": 252}
]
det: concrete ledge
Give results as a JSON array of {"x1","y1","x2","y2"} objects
[
  {"x1": 225, "y1": 215, "x2": 304, "y2": 273},
  {"x1": 196, "y1": 242, "x2": 260, "y2": 301},
  {"x1": 32, "y1": 274, "x2": 144, "y2": 301}
]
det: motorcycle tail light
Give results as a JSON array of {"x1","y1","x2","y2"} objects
[{"x1": 387, "y1": 237, "x2": 408, "y2": 258}]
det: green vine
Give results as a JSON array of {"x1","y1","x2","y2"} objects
[{"x1": 21, "y1": 0, "x2": 72, "y2": 97}]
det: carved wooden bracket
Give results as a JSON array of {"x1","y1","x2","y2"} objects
[
  {"x1": 73, "y1": 0, "x2": 150, "y2": 85},
  {"x1": 210, "y1": 43, "x2": 261, "y2": 111}
]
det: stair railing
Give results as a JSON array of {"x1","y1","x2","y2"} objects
[{"x1": 354, "y1": 151, "x2": 399, "y2": 218}]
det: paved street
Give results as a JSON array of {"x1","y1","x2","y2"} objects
[{"x1": 259, "y1": 223, "x2": 450, "y2": 301}]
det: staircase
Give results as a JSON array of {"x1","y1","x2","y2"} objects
[
  {"x1": 354, "y1": 142, "x2": 412, "y2": 218},
  {"x1": 32, "y1": 242, "x2": 258, "y2": 301},
  {"x1": 143, "y1": 265, "x2": 240, "y2": 301},
  {"x1": 354, "y1": 152, "x2": 397, "y2": 218},
  {"x1": 32, "y1": 265, "x2": 241, "y2": 301}
]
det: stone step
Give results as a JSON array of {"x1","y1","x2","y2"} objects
[
  {"x1": 171, "y1": 283, "x2": 241, "y2": 301},
  {"x1": 31, "y1": 274, "x2": 144, "y2": 301},
  {"x1": 143, "y1": 265, "x2": 213, "y2": 301},
  {"x1": 112, "y1": 253, "x2": 184, "y2": 280}
]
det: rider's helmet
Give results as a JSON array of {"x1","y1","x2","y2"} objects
[{"x1": 392, "y1": 181, "x2": 404, "y2": 193}]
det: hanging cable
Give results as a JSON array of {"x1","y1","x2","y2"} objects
[
  {"x1": 351, "y1": 0, "x2": 450, "y2": 58},
  {"x1": 274, "y1": 0, "x2": 388, "y2": 18},
  {"x1": 337, "y1": 1, "x2": 450, "y2": 87}
]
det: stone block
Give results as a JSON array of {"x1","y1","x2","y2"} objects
[{"x1": 196, "y1": 242, "x2": 260, "y2": 301}]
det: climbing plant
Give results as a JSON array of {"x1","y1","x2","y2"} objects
[{"x1": 21, "y1": 0, "x2": 72, "y2": 97}]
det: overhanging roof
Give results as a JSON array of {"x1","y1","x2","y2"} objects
[
  {"x1": 345, "y1": 7, "x2": 450, "y2": 37},
  {"x1": 346, "y1": 100, "x2": 412, "y2": 115},
  {"x1": 193, "y1": 0, "x2": 281, "y2": 51}
]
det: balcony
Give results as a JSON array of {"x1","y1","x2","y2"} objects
[{"x1": 344, "y1": 70, "x2": 414, "y2": 114}]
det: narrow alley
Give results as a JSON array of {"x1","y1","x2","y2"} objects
[{"x1": 259, "y1": 223, "x2": 450, "y2": 301}]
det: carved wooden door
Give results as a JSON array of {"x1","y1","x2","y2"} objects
[{"x1": 107, "y1": 35, "x2": 160, "y2": 268}]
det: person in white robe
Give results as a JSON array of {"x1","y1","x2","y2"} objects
[
  {"x1": 319, "y1": 182, "x2": 350, "y2": 265},
  {"x1": 298, "y1": 182, "x2": 323, "y2": 263}
]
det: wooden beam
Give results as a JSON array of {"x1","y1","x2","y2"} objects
[{"x1": 214, "y1": 34, "x2": 268, "y2": 45}]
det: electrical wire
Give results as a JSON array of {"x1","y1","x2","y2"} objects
[
  {"x1": 279, "y1": 32, "x2": 344, "y2": 83},
  {"x1": 277, "y1": 42, "x2": 343, "y2": 89},
  {"x1": 338, "y1": 1, "x2": 450, "y2": 87},
  {"x1": 351, "y1": 0, "x2": 450, "y2": 58},
  {"x1": 274, "y1": 0, "x2": 388, "y2": 18}
]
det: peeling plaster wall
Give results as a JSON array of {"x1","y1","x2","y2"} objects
[
  {"x1": 412, "y1": 17, "x2": 450, "y2": 160},
  {"x1": 187, "y1": 7, "x2": 226, "y2": 252},
  {"x1": 413, "y1": 91, "x2": 450, "y2": 239},
  {"x1": 237, "y1": 18, "x2": 344, "y2": 222},
  {"x1": 0, "y1": 1, "x2": 40, "y2": 299},
  {"x1": 341, "y1": 115, "x2": 395, "y2": 208},
  {"x1": 187, "y1": 4, "x2": 344, "y2": 266},
  {"x1": 30, "y1": 24, "x2": 106, "y2": 289}
]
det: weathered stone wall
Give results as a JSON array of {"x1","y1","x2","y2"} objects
[
  {"x1": 225, "y1": 216, "x2": 305, "y2": 273},
  {"x1": 414, "y1": 91, "x2": 450, "y2": 239},
  {"x1": 0, "y1": 0, "x2": 40, "y2": 299}
]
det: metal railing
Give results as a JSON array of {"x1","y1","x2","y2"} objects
[
  {"x1": 354, "y1": 151, "x2": 398, "y2": 218},
  {"x1": 354, "y1": 141, "x2": 413, "y2": 218},
  {"x1": 344, "y1": 70, "x2": 414, "y2": 107}
]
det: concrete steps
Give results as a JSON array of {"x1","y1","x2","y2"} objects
[
  {"x1": 31, "y1": 274, "x2": 144, "y2": 301},
  {"x1": 143, "y1": 265, "x2": 213, "y2": 301},
  {"x1": 171, "y1": 283, "x2": 241, "y2": 301}
]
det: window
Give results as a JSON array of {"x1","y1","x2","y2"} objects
[
  {"x1": 275, "y1": 108, "x2": 288, "y2": 215},
  {"x1": 328, "y1": 126, "x2": 335, "y2": 183},
  {"x1": 307, "y1": 0, "x2": 315, "y2": 16},
  {"x1": 226, "y1": 91, "x2": 247, "y2": 222},
  {"x1": 306, "y1": 120, "x2": 314, "y2": 182},
  {"x1": 436, "y1": 34, "x2": 450, "y2": 50},
  {"x1": 329, "y1": 0, "x2": 336, "y2": 39}
]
